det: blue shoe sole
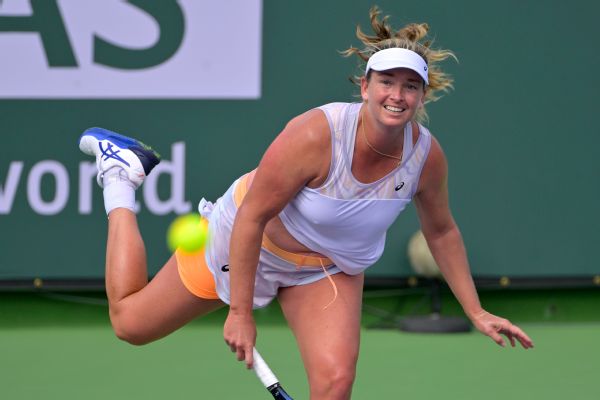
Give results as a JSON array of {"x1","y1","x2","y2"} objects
[
  {"x1": 80, "y1": 127, "x2": 161, "y2": 175},
  {"x1": 80, "y1": 127, "x2": 143, "y2": 149}
]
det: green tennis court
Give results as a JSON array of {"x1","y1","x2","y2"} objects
[{"x1": 2, "y1": 289, "x2": 597, "y2": 399}]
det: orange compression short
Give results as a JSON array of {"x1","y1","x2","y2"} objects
[{"x1": 176, "y1": 248, "x2": 220, "y2": 300}]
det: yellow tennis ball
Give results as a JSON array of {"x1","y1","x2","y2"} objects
[{"x1": 167, "y1": 214, "x2": 209, "y2": 253}]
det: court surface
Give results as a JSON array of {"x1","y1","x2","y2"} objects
[{"x1": 1, "y1": 290, "x2": 598, "y2": 399}]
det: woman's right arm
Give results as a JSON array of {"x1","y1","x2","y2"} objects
[{"x1": 223, "y1": 109, "x2": 331, "y2": 368}]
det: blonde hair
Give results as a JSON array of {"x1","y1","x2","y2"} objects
[{"x1": 342, "y1": 6, "x2": 457, "y2": 123}]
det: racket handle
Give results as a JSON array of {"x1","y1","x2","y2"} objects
[
  {"x1": 252, "y1": 348, "x2": 294, "y2": 400},
  {"x1": 253, "y1": 348, "x2": 279, "y2": 388}
]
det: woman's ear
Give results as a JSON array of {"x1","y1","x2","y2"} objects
[{"x1": 360, "y1": 76, "x2": 369, "y2": 102}]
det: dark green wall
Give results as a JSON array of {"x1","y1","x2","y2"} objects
[{"x1": 1, "y1": 1, "x2": 597, "y2": 281}]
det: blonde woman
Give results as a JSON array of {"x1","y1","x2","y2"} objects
[{"x1": 79, "y1": 6, "x2": 533, "y2": 399}]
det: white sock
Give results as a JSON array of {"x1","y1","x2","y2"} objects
[{"x1": 102, "y1": 168, "x2": 136, "y2": 215}]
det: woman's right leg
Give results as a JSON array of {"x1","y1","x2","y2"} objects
[
  {"x1": 79, "y1": 128, "x2": 224, "y2": 345},
  {"x1": 105, "y1": 209, "x2": 224, "y2": 345}
]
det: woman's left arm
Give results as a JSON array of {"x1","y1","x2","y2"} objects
[{"x1": 414, "y1": 136, "x2": 533, "y2": 349}]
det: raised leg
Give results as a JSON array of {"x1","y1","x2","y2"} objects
[
  {"x1": 106, "y1": 209, "x2": 224, "y2": 345},
  {"x1": 79, "y1": 127, "x2": 224, "y2": 345}
]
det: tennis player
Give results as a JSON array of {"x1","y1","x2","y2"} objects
[{"x1": 79, "y1": 7, "x2": 533, "y2": 399}]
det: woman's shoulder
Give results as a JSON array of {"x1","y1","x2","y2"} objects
[
  {"x1": 416, "y1": 127, "x2": 448, "y2": 194},
  {"x1": 315, "y1": 102, "x2": 359, "y2": 121},
  {"x1": 416, "y1": 123, "x2": 444, "y2": 164},
  {"x1": 282, "y1": 101, "x2": 359, "y2": 148},
  {"x1": 314, "y1": 101, "x2": 355, "y2": 111},
  {"x1": 288, "y1": 107, "x2": 327, "y2": 126},
  {"x1": 259, "y1": 106, "x2": 334, "y2": 187},
  {"x1": 284, "y1": 107, "x2": 332, "y2": 143}
]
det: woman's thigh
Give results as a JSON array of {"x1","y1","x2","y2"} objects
[
  {"x1": 277, "y1": 272, "x2": 364, "y2": 396},
  {"x1": 111, "y1": 254, "x2": 225, "y2": 344}
]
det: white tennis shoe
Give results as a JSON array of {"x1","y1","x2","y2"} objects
[{"x1": 79, "y1": 127, "x2": 161, "y2": 188}]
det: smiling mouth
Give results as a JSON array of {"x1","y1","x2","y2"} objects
[{"x1": 384, "y1": 105, "x2": 406, "y2": 113}]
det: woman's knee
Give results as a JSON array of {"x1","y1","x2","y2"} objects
[
  {"x1": 107, "y1": 294, "x2": 223, "y2": 346},
  {"x1": 309, "y1": 361, "x2": 357, "y2": 399},
  {"x1": 109, "y1": 306, "x2": 154, "y2": 346}
]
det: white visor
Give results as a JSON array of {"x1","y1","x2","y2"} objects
[{"x1": 365, "y1": 48, "x2": 429, "y2": 85}]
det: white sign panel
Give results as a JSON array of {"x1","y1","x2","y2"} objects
[{"x1": 0, "y1": 0, "x2": 262, "y2": 98}]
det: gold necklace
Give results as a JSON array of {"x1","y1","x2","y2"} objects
[{"x1": 361, "y1": 110, "x2": 403, "y2": 166}]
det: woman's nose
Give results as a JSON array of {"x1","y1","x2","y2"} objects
[{"x1": 389, "y1": 85, "x2": 404, "y2": 101}]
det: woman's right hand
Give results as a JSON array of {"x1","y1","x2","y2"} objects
[{"x1": 223, "y1": 310, "x2": 257, "y2": 369}]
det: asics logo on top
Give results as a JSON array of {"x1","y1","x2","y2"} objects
[{"x1": 99, "y1": 142, "x2": 130, "y2": 167}]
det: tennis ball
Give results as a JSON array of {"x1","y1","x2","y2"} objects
[
  {"x1": 407, "y1": 230, "x2": 441, "y2": 278},
  {"x1": 167, "y1": 214, "x2": 209, "y2": 253}
]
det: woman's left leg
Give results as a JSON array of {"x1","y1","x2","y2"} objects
[{"x1": 277, "y1": 272, "x2": 364, "y2": 400}]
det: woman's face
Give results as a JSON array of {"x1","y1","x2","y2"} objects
[{"x1": 361, "y1": 68, "x2": 426, "y2": 129}]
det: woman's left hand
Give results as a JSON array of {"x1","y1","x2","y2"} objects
[{"x1": 471, "y1": 310, "x2": 534, "y2": 349}]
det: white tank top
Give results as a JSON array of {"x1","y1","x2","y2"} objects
[{"x1": 278, "y1": 102, "x2": 432, "y2": 274}]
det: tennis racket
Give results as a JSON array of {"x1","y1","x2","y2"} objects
[{"x1": 252, "y1": 348, "x2": 293, "y2": 399}]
